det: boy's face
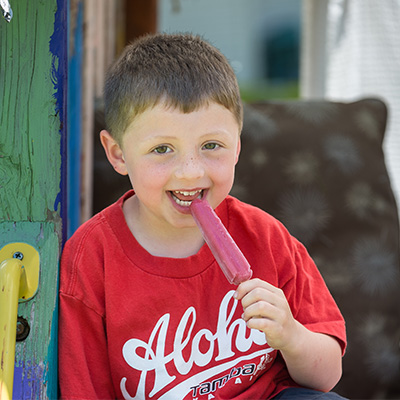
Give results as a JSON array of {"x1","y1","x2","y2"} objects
[{"x1": 101, "y1": 101, "x2": 241, "y2": 232}]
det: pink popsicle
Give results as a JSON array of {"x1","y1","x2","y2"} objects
[{"x1": 190, "y1": 198, "x2": 252, "y2": 285}]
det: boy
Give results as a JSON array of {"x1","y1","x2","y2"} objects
[{"x1": 59, "y1": 33, "x2": 347, "y2": 399}]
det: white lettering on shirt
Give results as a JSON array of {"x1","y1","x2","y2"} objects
[{"x1": 120, "y1": 290, "x2": 273, "y2": 399}]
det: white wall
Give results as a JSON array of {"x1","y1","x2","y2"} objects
[{"x1": 301, "y1": 0, "x2": 400, "y2": 208}]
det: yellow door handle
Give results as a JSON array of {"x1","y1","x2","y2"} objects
[{"x1": 0, "y1": 243, "x2": 40, "y2": 400}]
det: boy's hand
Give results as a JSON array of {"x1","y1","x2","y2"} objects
[
  {"x1": 235, "y1": 278, "x2": 343, "y2": 392},
  {"x1": 234, "y1": 278, "x2": 300, "y2": 351}
]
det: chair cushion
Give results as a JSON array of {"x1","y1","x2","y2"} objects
[{"x1": 232, "y1": 98, "x2": 400, "y2": 399}]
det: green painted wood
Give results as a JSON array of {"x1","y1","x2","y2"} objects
[
  {"x1": 0, "y1": 0, "x2": 61, "y2": 222},
  {"x1": 0, "y1": 0, "x2": 66, "y2": 398}
]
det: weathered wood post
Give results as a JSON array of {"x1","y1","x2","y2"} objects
[{"x1": 0, "y1": 0, "x2": 67, "y2": 398}]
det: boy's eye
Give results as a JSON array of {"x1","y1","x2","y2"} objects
[
  {"x1": 153, "y1": 145, "x2": 171, "y2": 154},
  {"x1": 203, "y1": 142, "x2": 219, "y2": 150}
]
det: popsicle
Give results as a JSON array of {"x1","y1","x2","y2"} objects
[{"x1": 190, "y1": 198, "x2": 252, "y2": 285}]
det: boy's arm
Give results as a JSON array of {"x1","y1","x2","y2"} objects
[
  {"x1": 279, "y1": 321, "x2": 342, "y2": 392},
  {"x1": 234, "y1": 278, "x2": 343, "y2": 392}
]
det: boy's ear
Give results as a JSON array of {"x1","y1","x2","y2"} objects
[
  {"x1": 100, "y1": 130, "x2": 128, "y2": 175},
  {"x1": 235, "y1": 137, "x2": 241, "y2": 165}
]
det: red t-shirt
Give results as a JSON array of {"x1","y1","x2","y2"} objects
[{"x1": 59, "y1": 191, "x2": 346, "y2": 399}]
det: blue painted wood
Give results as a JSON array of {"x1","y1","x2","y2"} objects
[{"x1": 67, "y1": 0, "x2": 83, "y2": 238}]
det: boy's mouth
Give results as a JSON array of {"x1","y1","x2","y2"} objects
[{"x1": 170, "y1": 189, "x2": 204, "y2": 207}]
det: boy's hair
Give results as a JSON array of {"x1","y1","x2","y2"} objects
[{"x1": 103, "y1": 33, "x2": 243, "y2": 144}]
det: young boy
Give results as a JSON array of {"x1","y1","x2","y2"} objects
[{"x1": 59, "y1": 33, "x2": 347, "y2": 399}]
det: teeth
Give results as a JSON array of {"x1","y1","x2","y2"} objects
[
  {"x1": 174, "y1": 198, "x2": 193, "y2": 207},
  {"x1": 174, "y1": 190, "x2": 202, "y2": 196},
  {"x1": 171, "y1": 189, "x2": 203, "y2": 207}
]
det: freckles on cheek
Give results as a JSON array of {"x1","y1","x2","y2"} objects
[{"x1": 135, "y1": 164, "x2": 169, "y2": 188}]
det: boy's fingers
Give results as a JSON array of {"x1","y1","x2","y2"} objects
[
  {"x1": 242, "y1": 298, "x2": 277, "y2": 322},
  {"x1": 234, "y1": 278, "x2": 276, "y2": 300}
]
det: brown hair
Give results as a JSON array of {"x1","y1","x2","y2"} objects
[{"x1": 103, "y1": 33, "x2": 243, "y2": 144}]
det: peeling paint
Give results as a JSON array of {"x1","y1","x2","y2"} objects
[
  {"x1": 0, "y1": 0, "x2": 62, "y2": 223},
  {"x1": 0, "y1": 0, "x2": 66, "y2": 397}
]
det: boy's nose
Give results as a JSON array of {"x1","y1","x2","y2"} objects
[{"x1": 174, "y1": 154, "x2": 205, "y2": 181}]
